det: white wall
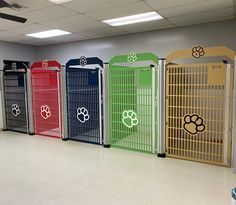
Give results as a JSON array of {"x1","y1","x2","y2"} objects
[
  {"x1": 36, "y1": 19, "x2": 236, "y2": 64},
  {"x1": 0, "y1": 41, "x2": 37, "y2": 130}
]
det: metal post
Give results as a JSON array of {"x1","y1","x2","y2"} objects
[
  {"x1": 61, "y1": 65, "x2": 68, "y2": 141},
  {"x1": 224, "y1": 64, "x2": 231, "y2": 166},
  {"x1": 0, "y1": 71, "x2": 6, "y2": 131},
  {"x1": 98, "y1": 69, "x2": 103, "y2": 145},
  {"x1": 157, "y1": 59, "x2": 166, "y2": 158},
  {"x1": 232, "y1": 57, "x2": 236, "y2": 173},
  {"x1": 103, "y1": 63, "x2": 110, "y2": 147},
  {"x1": 26, "y1": 69, "x2": 34, "y2": 135},
  {"x1": 151, "y1": 65, "x2": 156, "y2": 154},
  {"x1": 57, "y1": 70, "x2": 62, "y2": 138}
]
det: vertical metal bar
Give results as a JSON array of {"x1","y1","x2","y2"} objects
[
  {"x1": 57, "y1": 69, "x2": 62, "y2": 138},
  {"x1": 24, "y1": 73, "x2": 29, "y2": 133},
  {"x1": 0, "y1": 71, "x2": 6, "y2": 130},
  {"x1": 224, "y1": 64, "x2": 231, "y2": 165},
  {"x1": 151, "y1": 65, "x2": 156, "y2": 154},
  {"x1": 98, "y1": 69, "x2": 103, "y2": 145},
  {"x1": 61, "y1": 65, "x2": 68, "y2": 140},
  {"x1": 26, "y1": 69, "x2": 34, "y2": 135},
  {"x1": 158, "y1": 59, "x2": 166, "y2": 157},
  {"x1": 103, "y1": 63, "x2": 110, "y2": 147},
  {"x1": 232, "y1": 58, "x2": 236, "y2": 173}
]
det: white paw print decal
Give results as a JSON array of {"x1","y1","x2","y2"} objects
[
  {"x1": 11, "y1": 104, "x2": 20, "y2": 117},
  {"x1": 122, "y1": 110, "x2": 139, "y2": 128},
  {"x1": 127, "y1": 53, "x2": 137, "y2": 63},
  {"x1": 12, "y1": 63, "x2": 17, "y2": 70},
  {"x1": 42, "y1": 60, "x2": 48, "y2": 68},
  {"x1": 80, "y1": 56, "x2": 87, "y2": 67},
  {"x1": 77, "y1": 107, "x2": 90, "y2": 123},
  {"x1": 40, "y1": 105, "x2": 51, "y2": 120}
]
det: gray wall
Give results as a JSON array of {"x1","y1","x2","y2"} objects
[
  {"x1": 36, "y1": 19, "x2": 236, "y2": 64},
  {"x1": 0, "y1": 41, "x2": 37, "y2": 129}
]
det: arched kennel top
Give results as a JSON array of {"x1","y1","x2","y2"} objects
[
  {"x1": 66, "y1": 57, "x2": 103, "y2": 69},
  {"x1": 166, "y1": 46, "x2": 235, "y2": 64},
  {"x1": 109, "y1": 52, "x2": 159, "y2": 67},
  {"x1": 3, "y1": 60, "x2": 29, "y2": 73},
  {"x1": 31, "y1": 60, "x2": 61, "y2": 71}
]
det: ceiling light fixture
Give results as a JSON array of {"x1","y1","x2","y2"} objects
[
  {"x1": 48, "y1": 0, "x2": 72, "y2": 4},
  {"x1": 26, "y1": 29, "x2": 71, "y2": 38},
  {"x1": 103, "y1": 11, "x2": 163, "y2": 26}
]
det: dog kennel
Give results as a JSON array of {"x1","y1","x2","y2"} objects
[
  {"x1": 64, "y1": 57, "x2": 107, "y2": 145},
  {"x1": 0, "y1": 60, "x2": 32, "y2": 133},
  {"x1": 31, "y1": 60, "x2": 62, "y2": 138},
  {"x1": 109, "y1": 53, "x2": 159, "y2": 153},
  {"x1": 165, "y1": 46, "x2": 235, "y2": 166}
]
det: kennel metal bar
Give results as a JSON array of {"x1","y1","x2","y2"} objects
[
  {"x1": 109, "y1": 53, "x2": 159, "y2": 153},
  {"x1": 157, "y1": 59, "x2": 166, "y2": 157},
  {"x1": 65, "y1": 57, "x2": 105, "y2": 145},
  {"x1": 232, "y1": 55, "x2": 236, "y2": 173},
  {"x1": 1, "y1": 61, "x2": 30, "y2": 133},
  {"x1": 165, "y1": 46, "x2": 235, "y2": 166},
  {"x1": 31, "y1": 60, "x2": 62, "y2": 138}
]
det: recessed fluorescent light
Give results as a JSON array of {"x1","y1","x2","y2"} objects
[
  {"x1": 103, "y1": 11, "x2": 163, "y2": 26},
  {"x1": 48, "y1": 0, "x2": 72, "y2": 4},
  {"x1": 26, "y1": 29, "x2": 71, "y2": 38}
]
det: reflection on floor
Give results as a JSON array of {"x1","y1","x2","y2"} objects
[{"x1": 0, "y1": 131, "x2": 235, "y2": 205}]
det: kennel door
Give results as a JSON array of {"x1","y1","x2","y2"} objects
[
  {"x1": 3, "y1": 61, "x2": 29, "y2": 133},
  {"x1": 166, "y1": 62, "x2": 234, "y2": 166},
  {"x1": 31, "y1": 61, "x2": 62, "y2": 138},
  {"x1": 65, "y1": 57, "x2": 103, "y2": 144},
  {"x1": 109, "y1": 53, "x2": 159, "y2": 153}
]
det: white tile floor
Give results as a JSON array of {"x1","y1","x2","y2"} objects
[{"x1": 0, "y1": 131, "x2": 235, "y2": 205}]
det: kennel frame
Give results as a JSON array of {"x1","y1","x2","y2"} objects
[
  {"x1": 30, "y1": 60, "x2": 62, "y2": 138},
  {"x1": 108, "y1": 52, "x2": 159, "y2": 153},
  {"x1": 0, "y1": 60, "x2": 34, "y2": 134},
  {"x1": 63, "y1": 57, "x2": 108, "y2": 145},
  {"x1": 165, "y1": 46, "x2": 235, "y2": 166}
]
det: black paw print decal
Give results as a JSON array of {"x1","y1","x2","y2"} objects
[
  {"x1": 192, "y1": 46, "x2": 205, "y2": 59},
  {"x1": 127, "y1": 53, "x2": 137, "y2": 63},
  {"x1": 80, "y1": 56, "x2": 87, "y2": 67},
  {"x1": 183, "y1": 114, "x2": 206, "y2": 135}
]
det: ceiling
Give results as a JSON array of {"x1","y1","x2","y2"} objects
[{"x1": 0, "y1": 0, "x2": 235, "y2": 46}]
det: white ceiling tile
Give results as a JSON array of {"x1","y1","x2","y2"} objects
[
  {"x1": 3, "y1": 34, "x2": 33, "y2": 42},
  {"x1": 63, "y1": 22, "x2": 124, "y2": 33},
  {"x1": 18, "y1": 38, "x2": 58, "y2": 46},
  {"x1": 8, "y1": 24, "x2": 52, "y2": 34},
  {"x1": 120, "y1": 19, "x2": 173, "y2": 33},
  {"x1": 168, "y1": 8, "x2": 234, "y2": 25},
  {"x1": 0, "y1": 0, "x2": 234, "y2": 45},
  {"x1": 22, "y1": 5, "x2": 77, "y2": 23},
  {"x1": 85, "y1": 2, "x2": 153, "y2": 20},
  {"x1": 159, "y1": 0, "x2": 234, "y2": 17},
  {"x1": 49, "y1": 33, "x2": 87, "y2": 42},
  {"x1": 61, "y1": 0, "x2": 140, "y2": 13},
  {"x1": 0, "y1": 31, "x2": 19, "y2": 39},
  {"x1": 144, "y1": 0, "x2": 208, "y2": 10},
  {"x1": 40, "y1": 14, "x2": 96, "y2": 28},
  {"x1": 174, "y1": 16, "x2": 234, "y2": 27},
  {"x1": 0, "y1": 18, "x2": 32, "y2": 29}
]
